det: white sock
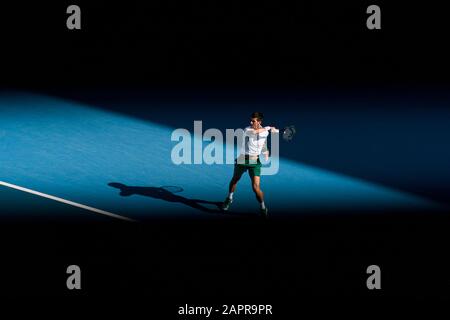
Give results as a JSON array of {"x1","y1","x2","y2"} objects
[
  {"x1": 228, "y1": 192, "x2": 234, "y2": 200},
  {"x1": 260, "y1": 201, "x2": 266, "y2": 210}
]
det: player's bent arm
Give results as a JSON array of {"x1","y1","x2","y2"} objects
[
  {"x1": 265, "y1": 126, "x2": 279, "y2": 133},
  {"x1": 245, "y1": 126, "x2": 275, "y2": 135},
  {"x1": 245, "y1": 127, "x2": 267, "y2": 135},
  {"x1": 254, "y1": 127, "x2": 272, "y2": 134}
]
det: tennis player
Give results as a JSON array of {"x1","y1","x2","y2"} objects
[{"x1": 222, "y1": 112, "x2": 277, "y2": 217}]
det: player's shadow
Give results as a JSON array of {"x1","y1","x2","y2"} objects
[{"x1": 108, "y1": 182, "x2": 224, "y2": 214}]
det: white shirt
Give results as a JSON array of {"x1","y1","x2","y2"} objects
[{"x1": 240, "y1": 126, "x2": 270, "y2": 156}]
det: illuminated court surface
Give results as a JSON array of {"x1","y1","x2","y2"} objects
[{"x1": 0, "y1": 93, "x2": 443, "y2": 221}]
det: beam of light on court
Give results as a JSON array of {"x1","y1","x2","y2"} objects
[{"x1": 0, "y1": 92, "x2": 444, "y2": 220}]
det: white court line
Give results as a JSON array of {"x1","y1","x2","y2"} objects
[{"x1": 0, "y1": 181, "x2": 136, "y2": 222}]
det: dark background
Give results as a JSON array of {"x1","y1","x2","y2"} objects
[
  {"x1": 1, "y1": 0, "x2": 450, "y2": 308},
  {"x1": 1, "y1": 1, "x2": 449, "y2": 88}
]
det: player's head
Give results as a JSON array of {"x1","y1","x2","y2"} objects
[{"x1": 250, "y1": 112, "x2": 264, "y2": 129}]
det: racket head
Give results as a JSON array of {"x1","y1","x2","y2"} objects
[{"x1": 282, "y1": 125, "x2": 296, "y2": 141}]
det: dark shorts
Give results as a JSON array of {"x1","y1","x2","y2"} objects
[{"x1": 233, "y1": 157, "x2": 262, "y2": 178}]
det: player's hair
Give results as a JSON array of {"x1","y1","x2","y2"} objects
[{"x1": 251, "y1": 112, "x2": 264, "y2": 122}]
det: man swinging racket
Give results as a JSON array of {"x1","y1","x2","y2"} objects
[{"x1": 222, "y1": 112, "x2": 278, "y2": 217}]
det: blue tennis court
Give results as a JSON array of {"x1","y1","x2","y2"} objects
[{"x1": 0, "y1": 92, "x2": 443, "y2": 222}]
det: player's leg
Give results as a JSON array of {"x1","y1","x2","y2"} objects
[
  {"x1": 249, "y1": 167, "x2": 268, "y2": 217},
  {"x1": 222, "y1": 164, "x2": 245, "y2": 211},
  {"x1": 250, "y1": 175, "x2": 264, "y2": 203},
  {"x1": 228, "y1": 172, "x2": 241, "y2": 194}
]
